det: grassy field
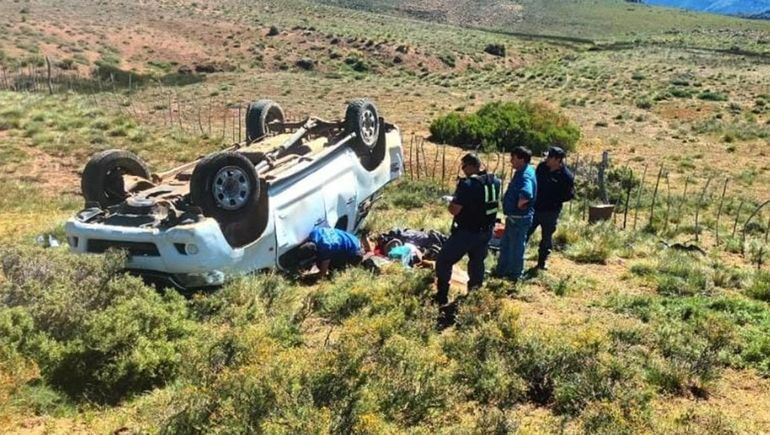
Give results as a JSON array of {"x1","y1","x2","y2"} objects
[{"x1": 1, "y1": 0, "x2": 770, "y2": 433}]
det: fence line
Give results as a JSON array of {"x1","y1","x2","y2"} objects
[{"x1": 3, "y1": 61, "x2": 767, "y2": 266}]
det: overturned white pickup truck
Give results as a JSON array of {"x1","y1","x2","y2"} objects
[{"x1": 65, "y1": 99, "x2": 403, "y2": 289}]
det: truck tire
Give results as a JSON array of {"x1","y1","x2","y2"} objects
[
  {"x1": 245, "y1": 100, "x2": 285, "y2": 141},
  {"x1": 344, "y1": 98, "x2": 380, "y2": 153},
  {"x1": 190, "y1": 151, "x2": 260, "y2": 215},
  {"x1": 190, "y1": 152, "x2": 268, "y2": 247},
  {"x1": 81, "y1": 149, "x2": 151, "y2": 208}
]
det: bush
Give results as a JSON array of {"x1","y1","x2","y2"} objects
[
  {"x1": 746, "y1": 270, "x2": 770, "y2": 302},
  {"x1": 484, "y1": 43, "x2": 506, "y2": 57},
  {"x1": 429, "y1": 101, "x2": 581, "y2": 154},
  {"x1": 630, "y1": 252, "x2": 712, "y2": 297},
  {"x1": 344, "y1": 56, "x2": 369, "y2": 72},
  {"x1": 165, "y1": 267, "x2": 445, "y2": 433},
  {"x1": 697, "y1": 90, "x2": 728, "y2": 101},
  {"x1": 648, "y1": 314, "x2": 734, "y2": 395},
  {"x1": 0, "y1": 247, "x2": 196, "y2": 404},
  {"x1": 438, "y1": 52, "x2": 456, "y2": 68},
  {"x1": 608, "y1": 294, "x2": 770, "y2": 378},
  {"x1": 566, "y1": 222, "x2": 626, "y2": 264}
]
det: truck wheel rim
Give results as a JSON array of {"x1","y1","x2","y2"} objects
[
  {"x1": 213, "y1": 166, "x2": 251, "y2": 210},
  {"x1": 360, "y1": 109, "x2": 377, "y2": 147}
]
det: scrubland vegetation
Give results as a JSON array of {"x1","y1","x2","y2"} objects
[{"x1": 1, "y1": 0, "x2": 770, "y2": 432}]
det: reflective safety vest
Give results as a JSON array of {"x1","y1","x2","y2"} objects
[{"x1": 471, "y1": 173, "x2": 501, "y2": 226}]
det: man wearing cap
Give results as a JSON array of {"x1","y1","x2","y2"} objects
[
  {"x1": 435, "y1": 153, "x2": 501, "y2": 309},
  {"x1": 496, "y1": 146, "x2": 537, "y2": 281},
  {"x1": 528, "y1": 146, "x2": 575, "y2": 270}
]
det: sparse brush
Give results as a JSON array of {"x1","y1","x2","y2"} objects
[
  {"x1": 649, "y1": 314, "x2": 734, "y2": 395},
  {"x1": 540, "y1": 273, "x2": 596, "y2": 296},
  {"x1": 566, "y1": 222, "x2": 625, "y2": 264},
  {"x1": 746, "y1": 270, "x2": 770, "y2": 302},
  {"x1": 631, "y1": 251, "x2": 712, "y2": 296}
]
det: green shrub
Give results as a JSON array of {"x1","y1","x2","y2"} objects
[
  {"x1": 166, "y1": 267, "x2": 441, "y2": 433},
  {"x1": 635, "y1": 98, "x2": 653, "y2": 110},
  {"x1": 697, "y1": 90, "x2": 728, "y2": 101},
  {"x1": 648, "y1": 314, "x2": 734, "y2": 395},
  {"x1": 630, "y1": 252, "x2": 711, "y2": 297},
  {"x1": 429, "y1": 101, "x2": 580, "y2": 154},
  {"x1": 484, "y1": 43, "x2": 506, "y2": 57},
  {"x1": 668, "y1": 87, "x2": 692, "y2": 98},
  {"x1": 608, "y1": 295, "x2": 770, "y2": 377},
  {"x1": 438, "y1": 52, "x2": 456, "y2": 67},
  {"x1": 566, "y1": 223, "x2": 626, "y2": 264},
  {"x1": 746, "y1": 270, "x2": 770, "y2": 302},
  {"x1": 0, "y1": 247, "x2": 196, "y2": 404}
]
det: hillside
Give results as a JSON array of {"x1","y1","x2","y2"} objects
[
  {"x1": 1, "y1": 0, "x2": 770, "y2": 433},
  {"x1": 315, "y1": 0, "x2": 770, "y2": 39},
  {"x1": 644, "y1": 0, "x2": 770, "y2": 16}
]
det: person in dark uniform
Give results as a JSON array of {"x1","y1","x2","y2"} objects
[
  {"x1": 434, "y1": 153, "x2": 501, "y2": 308},
  {"x1": 528, "y1": 146, "x2": 575, "y2": 270}
]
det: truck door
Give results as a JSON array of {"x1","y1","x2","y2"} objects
[
  {"x1": 273, "y1": 182, "x2": 327, "y2": 267},
  {"x1": 323, "y1": 168, "x2": 357, "y2": 232}
]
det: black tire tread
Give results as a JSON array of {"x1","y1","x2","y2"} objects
[
  {"x1": 245, "y1": 100, "x2": 285, "y2": 141},
  {"x1": 81, "y1": 149, "x2": 151, "y2": 208}
]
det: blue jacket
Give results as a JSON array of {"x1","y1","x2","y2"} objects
[
  {"x1": 308, "y1": 228, "x2": 361, "y2": 260},
  {"x1": 503, "y1": 164, "x2": 537, "y2": 217}
]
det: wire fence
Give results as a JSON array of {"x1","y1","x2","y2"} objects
[
  {"x1": 3, "y1": 61, "x2": 768, "y2": 267},
  {"x1": 401, "y1": 137, "x2": 770, "y2": 269}
]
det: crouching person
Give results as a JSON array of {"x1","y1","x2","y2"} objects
[
  {"x1": 435, "y1": 153, "x2": 501, "y2": 310},
  {"x1": 297, "y1": 227, "x2": 364, "y2": 279}
]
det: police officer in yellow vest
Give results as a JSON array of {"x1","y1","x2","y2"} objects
[{"x1": 435, "y1": 153, "x2": 501, "y2": 307}]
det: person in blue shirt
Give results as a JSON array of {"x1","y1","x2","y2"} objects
[
  {"x1": 528, "y1": 146, "x2": 575, "y2": 270},
  {"x1": 495, "y1": 146, "x2": 537, "y2": 281},
  {"x1": 296, "y1": 227, "x2": 363, "y2": 278},
  {"x1": 435, "y1": 153, "x2": 501, "y2": 308}
]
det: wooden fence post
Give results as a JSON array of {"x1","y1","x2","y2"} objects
[
  {"x1": 741, "y1": 200, "x2": 770, "y2": 255},
  {"x1": 648, "y1": 166, "x2": 664, "y2": 230},
  {"x1": 715, "y1": 178, "x2": 729, "y2": 246},
  {"x1": 168, "y1": 93, "x2": 173, "y2": 127},
  {"x1": 675, "y1": 176, "x2": 690, "y2": 230},
  {"x1": 441, "y1": 144, "x2": 446, "y2": 184},
  {"x1": 414, "y1": 136, "x2": 420, "y2": 180},
  {"x1": 732, "y1": 200, "x2": 744, "y2": 238},
  {"x1": 695, "y1": 176, "x2": 713, "y2": 243},
  {"x1": 222, "y1": 103, "x2": 227, "y2": 142},
  {"x1": 408, "y1": 136, "x2": 414, "y2": 180},
  {"x1": 45, "y1": 56, "x2": 53, "y2": 94},
  {"x1": 622, "y1": 168, "x2": 633, "y2": 230},
  {"x1": 597, "y1": 151, "x2": 609, "y2": 204},
  {"x1": 197, "y1": 107, "x2": 205, "y2": 135},
  {"x1": 432, "y1": 142, "x2": 439, "y2": 179},
  {"x1": 663, "y1": 172, "x2": 671, "y2": 233},
  {"x1": 633, "y1": 164, "x2": 648, "y2": 231}
]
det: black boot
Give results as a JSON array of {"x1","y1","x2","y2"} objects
[{"x1": 537, "y1": 253, "x2": 548, "y2": 270}]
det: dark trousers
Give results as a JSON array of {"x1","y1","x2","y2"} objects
[
  {"x1": 328, "y1": 251, "x2": 364, "y2": 270},
  {"x1": 527, "y1": 211, "x2": 560, "y2": 264},
  {"x1": 435, "y1": 228, "x2": 492, "y2": 305}
]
